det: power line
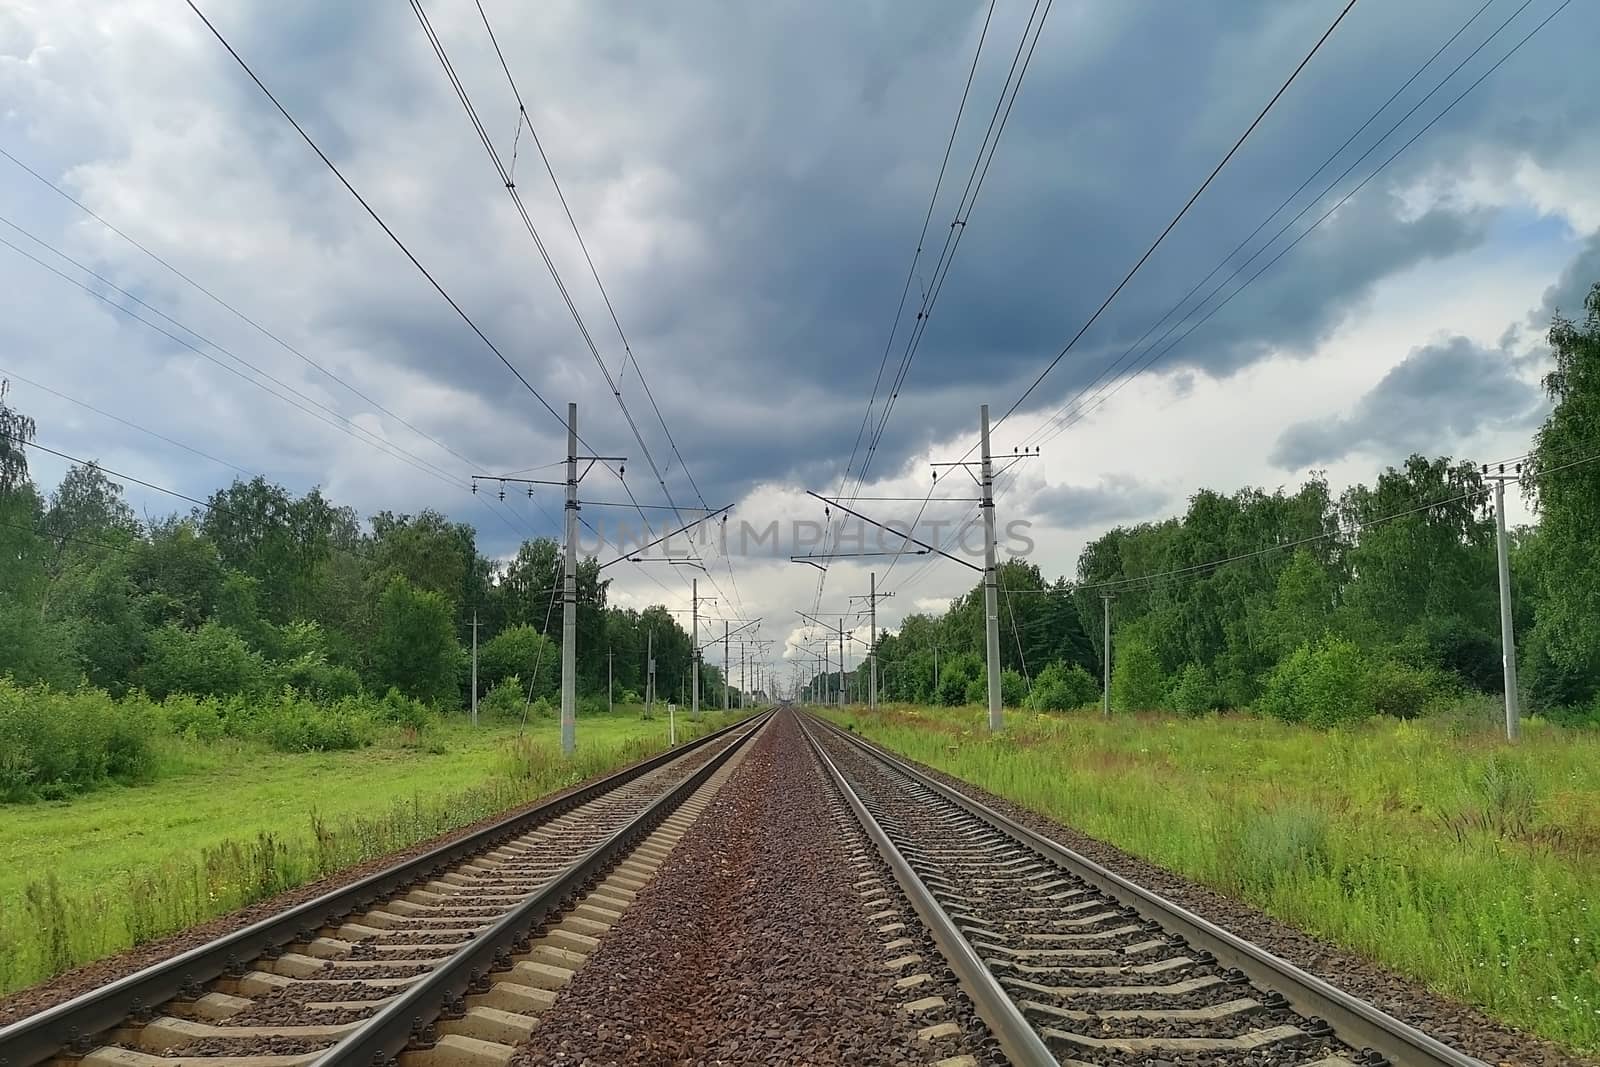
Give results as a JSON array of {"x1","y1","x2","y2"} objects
[
  {"x1": 408, "y1": 0, "x2": 746, "y2": 618},
  {"x1": 1025, "y1": 0, "x2": 1562, "y2": 453},
  {"x1": 813, "y1": 0, "x2": 1048, "y2": 617},
  {"x1": 994, "y1": 0, "x2": 1360, "y2": 432},
  {"x1": 0, "y1": 366, "x2": 254, "y2": 478},
  {"x1": 0, "y1": 232, "x2": 472, "y2": 490},
  {"x1": 0, "y1": 154, "x2": 483, "y2": 475},
  {"x1": 183, "y1": 0, "x2": 572, "y2": 440},
  {"x1": 1015, "y1": 0, "x2": 1503, "y2": 453}
]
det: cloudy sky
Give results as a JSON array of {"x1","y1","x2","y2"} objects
[{"x1": 2, "y1": 0, "x2": 1596, "y2": 685}]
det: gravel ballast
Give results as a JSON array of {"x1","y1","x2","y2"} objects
[{"x1": 516, "y1": 710, "x2": 996, "y2": 1066}]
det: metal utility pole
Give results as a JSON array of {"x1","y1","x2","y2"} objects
[
  {"x1": 470, "y1": 611, "x2": 479, "y2": 727},
  {"x1": 924, "y1": 411, "x2": 1036, "y2": 732},
  {"x1": 646, "y1": 629, "x2": 655, "y2": 717},
  {"x1": 850, "y1": 574, "x2": 893, "y2": 714},
  {"x1": 607, "y1": 646, "x2": 613, "y2": 715},
  {"x1": 979, "y1": 404, "x2": 1003, "y2": 733},
  {"x1": 723, "y1": 620, "x2": 730, "y2": 712},
  {"x1": 1486, "y1": 464, "x2": 1521, "y2": 741},
  {"x1": 475, "y1": 404, "x2": 625, "y2": 756},
  {"x1": 1101, "y1": 592, "x2": 1115, "y2": 718},
  {"x1": 838, "y1": 622, "x2": 846, "y2": 709},
  {"x1": 561, "y1": 403, "x2": 578, "y2": 755},
  {"x1": 740, "y1": 644, "x2": 746, "y2": 708},
  {"x1": 691, "y1": 577, "x2": 700, "y2": 720}
]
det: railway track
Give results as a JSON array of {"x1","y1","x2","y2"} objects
[
  {"x1": 801, "y1": 712, "x2": 1489, "y2": 1067},
  {"x1": 0, "y1": 711, "x2": 769, "y2": 1067}
]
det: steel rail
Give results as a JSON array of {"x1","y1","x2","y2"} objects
[
  {"x1": 316, "y1": 710, "x2": 769, "y2": 1067},
  {"x1": 0, "y1": 711, "x2": 768, "y2": 1067},
  {"x1": 798, "y1": 715, "x2": 1058, "y2": 1067},
  {"x1": 806, "y1": 713, "x2": 1487, "y2": 1067}
]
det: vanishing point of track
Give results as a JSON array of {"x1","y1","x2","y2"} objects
[{"x1": 1, "y1": 708, "x2": 1498, "y2": 1066}]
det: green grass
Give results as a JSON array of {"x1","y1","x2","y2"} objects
[
  {"x1": 0, "y1": 707, "x2": 742, "y2": 993},
  {"x1": 827, "y1": 703, "x2": 1600, "y2": 1053}
]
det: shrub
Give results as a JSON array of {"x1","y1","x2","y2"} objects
[
  {"x1": 1168, "y1": 663, "x2": 1219, "y2": 715},
  {"x1": 479, "y1": 678, "x2": 529, "y2": 721},
  {"x1": 1027, "y1": 661, "x2": 1099, "y2": 712},
  {"x1": 0, "y1": 681, "x2": 157, "y2": 801},
  {"x1": 153, "y1": 691, "x2": 231, "y2": 742},
  {"x1": 1000, "y1": 669, "x2": 1028, "y2": 707},
  {"x1": 1111, "y1": 630, "x2": 1167, "y2": 712},
  {"x1": 374, "y1": 687, "x2": 436, "y2": 731},
  {"x1": 478, "y1": 625, "x2": 557, "y2": 698},
  {"x1": 268, "y1": 653, "x2": 362, "y2": 702},
  {"x1": 938, "y1": 652, "x2": 982, "y2": 706},
  {"x1": 1367, "y1": 660, "x2": 1446, "y2": 719},
  {"x1": 1256, "y1": 635, "x2": 1372, "y2": 727},
  {"x1": 254, "y1": 692, "x2": 375, "y2": 752},
  {"x1": 138, "y1": 621, "x2": 264, "y2": 699}
]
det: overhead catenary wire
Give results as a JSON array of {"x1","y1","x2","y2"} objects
[
  {"x1": 1022, "y1": 0, "x2": 1563, "y2": 453},
  {"x1": 180, "y1": 0, "x2": 708, "y2": 611},
  {"x1": 812, "y1": 0, "x2": 1047, "y2": 618},
  {"x1": 408, "y1": 0, "x2": 746, "y2": 618},
  {"x1": 184, "y1": 0, "x2": 581, "y2": 449},
  {"x1": 1013, "y1": 0, "x2": 1503, "y2": 453},
  {"x1": 0, "y1": 154, "x2": 486, "y2": 476},
  {"x1": 992, "y1": 0, "x2": 1361, "y2": 434}
]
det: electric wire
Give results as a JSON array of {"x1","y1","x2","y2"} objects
[
  {"x1": 184, "y1": 0, "x2": 576, "y2": 443},
  {"x1": 409, "y1": 0, "x2": 743, "y2": 616},
  {"x1": 1013, "y1": 0, "x2": 1502, "y2": 453},
  {"x1": 994, "y1": 0, "x2": 1361, "y2": 433},
  {"x1": 0, "y1": 222, "x2": 465, "y2": 487},
  {"x1": 1024, "y1": 0, "x2": 1562, "y2": 453},
  {"x1": 0, "y1": 151, "x2": 485, "y2": 475}
]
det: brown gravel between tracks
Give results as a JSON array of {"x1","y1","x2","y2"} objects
[
  {"x1": 0, "y1": 735, "x2": 732, "y2": 1028},
  {"x1": 516, "y1": 712, "x2": 998, "y2": 1067},
  {"x1": 839, "y1": 726, "x2": 1595, "y2": 1067}
]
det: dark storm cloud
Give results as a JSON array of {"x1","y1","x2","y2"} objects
[
  {"x1": 1269, "y1": 336, "x2": 1545, "y2": 469},
  {"x1": 3, "y1": 0, "x2": 1599, "y2": 541}
]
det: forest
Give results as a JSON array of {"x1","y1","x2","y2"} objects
[
  {"x1": 0, "y1": 389, "x2": 734, "y2": 800},
  {"x1": 857, "y1": 285, "x2": 1600, "y2": 727}
]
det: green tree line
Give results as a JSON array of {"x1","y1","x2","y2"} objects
[
  {"x1": 0, "y1": 389, "x2": 732, "y2": 712},
  {"x1": 856, "y1": 285, "x2": 1600, "y2": 726}
]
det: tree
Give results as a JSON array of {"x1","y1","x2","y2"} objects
[
  {"x1": 1523, "y1": 282, "x2": 1600, "y2": 704},
  {"x1": 200, "y1": 478, "x2": 358, "y2": 624},
  {"x1": 0, "y1": 379, "x2": 35, "y2": 493},
  {"x1": 1111, "y1": 626, "x2": 1166, "y2": 711},
  {"x1": 478, "y1": 624, "x2": 558, "y2": 700},
  {"x1": 44, "y1": 462, "x2": 139, "y2": 555},
  {"x1": 1026, "y1": 661, "x2": 1098, "y2": 711},
  {"x1": 370, "y1": 576, "x2": 461, "y2": 706}
]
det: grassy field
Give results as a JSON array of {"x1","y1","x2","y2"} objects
[
  {"x1": 826, "y1": 704, "x2": 1600, "y2": 1052},
  {"x1": 0, "y1": 707, "x2": 741, "y2": 993}
]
